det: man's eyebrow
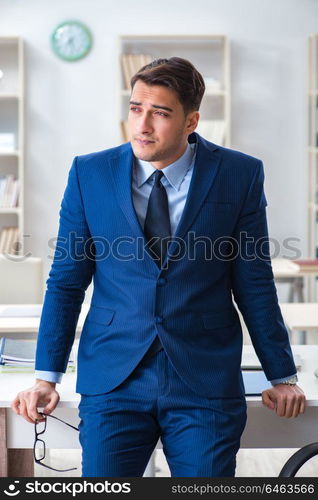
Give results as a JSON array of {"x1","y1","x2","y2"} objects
[{"x1": 129, "y1": 101, "x2": 174, "y2": 113}]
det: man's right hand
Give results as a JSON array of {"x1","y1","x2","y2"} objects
[{"x1": 11, "y1": 380, "x2": 60, "y2": 424}]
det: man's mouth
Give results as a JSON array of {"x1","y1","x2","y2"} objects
[{"x1": 136, "y1": 139, "x2": 155, "y2": 145}]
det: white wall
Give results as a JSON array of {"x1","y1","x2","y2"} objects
[{"x1": 0, "y1": 0, "x2": 316, "y2": 299}]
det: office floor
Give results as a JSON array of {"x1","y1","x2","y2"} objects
[{"x1": 35, "y1": 448, "x2": 318, "y2": 477}]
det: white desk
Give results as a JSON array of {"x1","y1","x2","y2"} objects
[
  {"x1": 0, "y1": 303, "x2": 89, "y2": 338},
  {"x1": 279, "y1": 303, "x2": 318, "y2": 344},
  {"x1": 1, "y1": 302, "x2": 318, "y2": 336},
  {"x1": 272, "y1": 258, "x2": 318, "y2": 303},
  {"x1": 1, "y1": 302, "x2": 316, "y2": 348},
  {"x1": 279, "y1": 303, "x2": 318, "y2": 332},
  {"x1": 1, "y1": 345, "x2": 318, "y2": 477},
  {"x1": 0, "y1": 303, "x2": 317, "y2": 475}
]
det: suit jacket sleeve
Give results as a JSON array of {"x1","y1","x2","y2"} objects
[
  {"x1": 35, "y1": 156, "x2": 95, "y2": 373},
  {"x1": 230, "y1": 159, "x2": 297, "y2": 381}
]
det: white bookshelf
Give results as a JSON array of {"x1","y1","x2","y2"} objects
[
  {"x1": 307, "y1": 35, "x2": 318, "y2": 298},
  {"x1": 0, "y1": 36, "x2": 24, "y2": 256},
  {"x1": 117, "y1": 35, "x2": 231, "y2": 147}
]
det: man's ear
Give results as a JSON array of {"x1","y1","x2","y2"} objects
[{"x1": 186, "y1": 111, "x2": 200, "y2": 134}]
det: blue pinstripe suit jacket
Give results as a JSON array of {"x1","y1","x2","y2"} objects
[{"x1": 35, "y1": 132, "x2": 297, "y2": 397}]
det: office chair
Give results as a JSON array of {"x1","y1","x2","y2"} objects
[{"x1": 279, "y1": 442, "x2": 318, "y2": 476}]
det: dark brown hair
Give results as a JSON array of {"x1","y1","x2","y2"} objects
[{"x1": 130, "y1": 57, "x2": 205, "y2": 116}]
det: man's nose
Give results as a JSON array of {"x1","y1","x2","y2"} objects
[{"x1": 138, "y1": 115, "x2": 154, "y2": 134}]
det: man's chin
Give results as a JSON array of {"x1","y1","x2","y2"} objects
[
  {"x1": 131, "y1": 146, "x2": 156, "y2": 162},
  {"x1": 135, "y1": 153, "x2": 155, "y2": 162}
]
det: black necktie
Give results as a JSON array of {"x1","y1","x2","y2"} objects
[
  {"x1": 143, "y1": 169, "x2": 171, "y2": 359},
  {"x1": 144, "y1": 170, "x2": 171, "y2": 268}
]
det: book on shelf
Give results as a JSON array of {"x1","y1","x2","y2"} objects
[
  {"x1": 121, "y1": 54, "x2": 152, "y2": 89},
  {"x1": 0, "y1": 226, "x2": 19, "y2": 254},
  {"x1": 0, "y1": 174, "x2": 19, "y2": 208},
  {"x1": 0, "y1": 337, "x2": 76, "y2": 373}
]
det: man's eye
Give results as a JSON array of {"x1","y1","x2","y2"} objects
[{"x1": 129, "y1": 108, "x2": 168, "y2": 117}]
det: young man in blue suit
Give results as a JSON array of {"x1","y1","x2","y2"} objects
[{"x1": 12, "y1": 57, "x2": 305, "y2": 477}]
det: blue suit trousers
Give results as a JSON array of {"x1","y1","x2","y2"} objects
[{"x1": 78, "y1": 349, "x2": 247, "y2": 477}]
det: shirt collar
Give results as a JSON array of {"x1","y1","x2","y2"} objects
[{"x1": 134, "y1": 141, "x2": 196, "y2": 191}]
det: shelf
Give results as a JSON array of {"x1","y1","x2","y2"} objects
[
  {"x1": 0, "y1": 93, "x2": 20, "y2": 99},
  {"x1": 0, "y1": 207, "x2": 21, "y2": 214},
  {"x1": 0, "y1": 150, "x2": 20, "y2": 157},
  {"x1": 120, "y1": 88, "x2": 227, "y2": 97},
  {"x1": 308, "y1": 36, "x2": 318, "y2": 295},
  {"x1": 120, "y1": 34, "x2": 226, "y2": 41},
  {"x1": 0, "y1": 36, "x2": 24, "y2": 255},
  {"x1": 0, "y1": 37, "x2": 20, "y2": 44},
  {"x1": 118, "y1": 34, "x2": 231, "y2": 146},
  {"x1": 204, "y1": 89, "x2": 226, "y2": 96}
]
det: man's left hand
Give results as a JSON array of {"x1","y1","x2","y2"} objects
[{"x1": 262, "y1": 384, "x2": 306, "y2": 418}]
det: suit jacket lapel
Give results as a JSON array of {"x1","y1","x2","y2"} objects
[
  {"x1": 162, "y1": 133, "x2": 222, "y2": 267},
  {"x1": 109, "y1": 146, "x2": 145, "y2": 240}
]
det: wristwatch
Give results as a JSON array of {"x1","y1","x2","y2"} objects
[{"x1": 279, "y1": 375, "x2": 298, "y2": 386}]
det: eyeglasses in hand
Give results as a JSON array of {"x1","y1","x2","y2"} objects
[{"x1": 34, "y1": 412, "x2": 79, "y2": 473}]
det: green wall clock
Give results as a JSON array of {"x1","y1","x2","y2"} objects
[{"x1": 51, "y1": 20, "x2": 93, "y2": 62}]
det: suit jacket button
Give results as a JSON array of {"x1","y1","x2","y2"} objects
[
  {"x1": 155, "y1": 316, "x2": 163, "y2": 324},
  {"x1": 157, "y1": 278, "x2": 167, "y2": 286}
]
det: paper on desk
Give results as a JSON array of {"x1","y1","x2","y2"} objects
[
  {"x1": 242, "y1": 371, "x2": 272, "y2": 395},
  {"x1": 0, "y1": 305, "x2": 42, "y2": 317}
]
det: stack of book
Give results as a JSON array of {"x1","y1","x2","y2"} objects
[
  {"x1": 0, "y1": 226, "x2": 20, "y2": 254},
  {"x1": 0, "y1": 337, "x2": 76, "y2": 373}
]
